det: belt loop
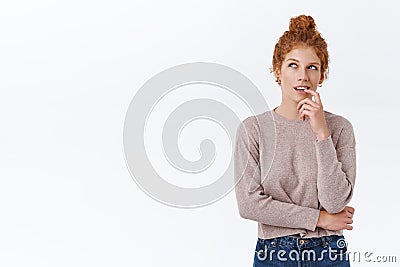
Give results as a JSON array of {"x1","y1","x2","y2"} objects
[{"x1": 322, "y1": 236, "x2": 329, "y2": 248}]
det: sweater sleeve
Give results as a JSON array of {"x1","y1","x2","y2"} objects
[
  {"x1": 315, "y1": 120, "x2": 357, "y2": 214},
  {"x1": 234, "y1": 117, "x2": 320, "y2": 231}
]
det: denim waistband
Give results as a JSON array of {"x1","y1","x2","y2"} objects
[{"x1": 258, "y1": 234, "x2": 344, "y2": 250}]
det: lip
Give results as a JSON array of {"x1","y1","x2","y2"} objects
[
  {"x1": 293, "y1": 85, "x2": 311, "y2": 90},
  {"x1": 294, "y1": 88, "x2": 307, "y2": 94},
  {"x1": 293, "y1": 85, "x2": 310, "y2": 94}
]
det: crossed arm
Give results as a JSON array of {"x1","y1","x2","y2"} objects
[{"x1": 234, "y1": 117, "x2": 356, "y2": 231}]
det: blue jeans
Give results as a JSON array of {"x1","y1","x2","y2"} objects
[{"x1": 253, "y1": 235, "x2": 350, "y2": 267}]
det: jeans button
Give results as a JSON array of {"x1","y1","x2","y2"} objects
[{"x1": 299, "y1": 240, "x2": 305, "y2": 245}]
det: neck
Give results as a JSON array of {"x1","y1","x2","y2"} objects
[{"x1": 274, "y1": 100, "x2": 302, "y2": 121}]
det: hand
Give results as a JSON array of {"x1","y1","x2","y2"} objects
[
  {"x1": 317, "y1": 206, "x2": 355, "y2": 231},
  {"x1": 296, "y1": 89, "x2": 330, "y2": 141}
]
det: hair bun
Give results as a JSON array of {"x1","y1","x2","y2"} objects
[{"x1": 289, "y1": 15, "x2": 316, "y2": 32}]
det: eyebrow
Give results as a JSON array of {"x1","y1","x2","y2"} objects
[{"x1": 286, "y1": 58, "x2": 321, "y2": 65}]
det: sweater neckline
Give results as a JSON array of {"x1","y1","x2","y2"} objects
[{"x1": 272, "y1": 106, "x2": 309, "y2": 124}]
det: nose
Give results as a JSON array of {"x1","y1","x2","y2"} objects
[{"x1": 298, "y1": 68, "x2": 309, "y2": 82}]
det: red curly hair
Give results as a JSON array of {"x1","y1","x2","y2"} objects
[{"x1": 272, "y1": 15, "x2": 329, "y2": 83}]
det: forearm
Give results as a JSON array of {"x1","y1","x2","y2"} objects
[
  {"x1": 235, "y1": 184, "x2": 320, "y2": 231},
  {"x1": 315, "y1": 135, "x2": 356, "y2": 214}
]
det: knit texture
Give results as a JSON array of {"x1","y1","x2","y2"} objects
[{"x1": 234, "y1": 108, "x2": 356, "y2": 239}]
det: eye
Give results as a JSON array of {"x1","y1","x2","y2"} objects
[
  {"x1": 288, "y1": 63, "x2": 297, "y2": 68},
  {"x1": 308, "y1": 65, "x2": 318, "y2": 70}
]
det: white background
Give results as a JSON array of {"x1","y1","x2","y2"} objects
[{"x1": 1, "y1": 0, "x2": 400, "y2": 266}]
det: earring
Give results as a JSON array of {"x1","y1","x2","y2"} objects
[
  {"x1": 276, "y1": 78, "x2": 281, "y2": 85},
  {"x1": 318, "y1": 83, "x2": 323, "y2": 87}
]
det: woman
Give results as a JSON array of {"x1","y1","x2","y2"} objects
[{"x1": 234, "y1": 15, "x2": 356, "y2": 266}]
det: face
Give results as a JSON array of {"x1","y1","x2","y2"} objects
[{"x1": 276, "y1": 46, "x2": 322, "y2": 102}]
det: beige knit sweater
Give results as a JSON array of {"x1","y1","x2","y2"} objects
[{"x1": 234, "y1": 108, "x2": 356, "y2": 239}]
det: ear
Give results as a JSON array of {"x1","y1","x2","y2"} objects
[
  {"x1": 319, "y1": 74, "x2": 324, "y2": 84},
  {"x1": 274, "y1": 68, "x2": 281, "y2": 80}
]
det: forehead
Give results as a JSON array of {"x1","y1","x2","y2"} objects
[{"x1": 284, "y1": 46, "x2": 320, "y2": 63}]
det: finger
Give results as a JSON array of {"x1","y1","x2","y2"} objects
[
  {"x1": 303, "y1": 88, "x2": 316, "y2": 97},
  {"x1": 304, "y1": 89, "x2": 322, "y2": 105},
  {"x1": 297, "y1": 98, "x2": 319, "y2": 110},
  {"x1": 345, "y1": 224, "x2": 353, "y2": 230},
  {"x1": 299, "y1": 109, "x2": 313, "y2": 121},
  {"x1": 345, "y1": 206, "x2": 354, "y2": 214},
  {"x1": 348, "y1": 207, "x2": 355, "y2": 214},
  {"x1": 299, "y1": 104, "x2": 317, "y2": 115},
  {"x1": 346, "y1": 210, "x2": 353, "y2": 218},
  {"x1": 345, "y1": 218, "x2": 353, "y2": 224}
]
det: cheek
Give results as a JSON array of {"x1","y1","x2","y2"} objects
[
  {"x1": 281, "y1": 70, "x2": 294, "y2": 81},
  {"x1": 309, "y1": 71, "x2": 321, "y2": 83}
]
